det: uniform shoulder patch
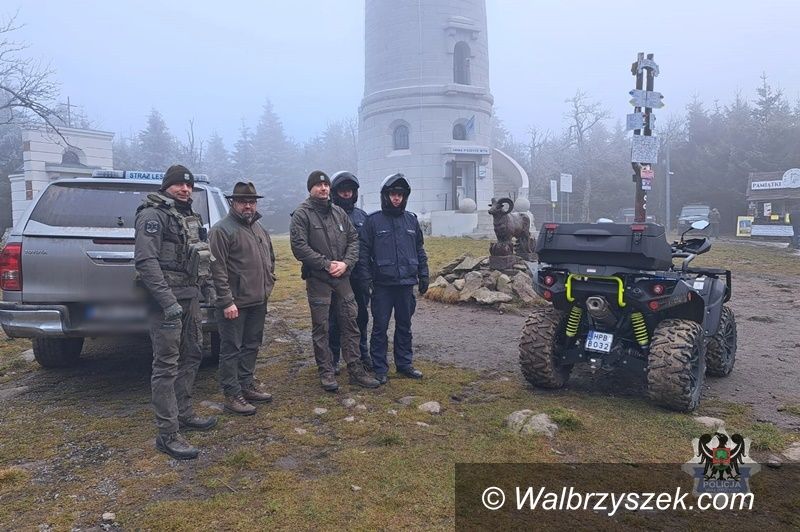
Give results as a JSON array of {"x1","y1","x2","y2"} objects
[{"x1": 145, "y1": 220, "x2": 161, "y2": 234}]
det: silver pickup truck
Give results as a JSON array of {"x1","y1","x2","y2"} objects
[{"x1": 0, "y1": 171, "x2": 228, "y2": 367}]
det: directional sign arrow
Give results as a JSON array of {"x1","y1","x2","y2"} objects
[
  {"x1": 629, "y1": 89, "x2": 665, "y2": 108},
  {"x1": 635, "y1": 58, "x2": 660, "y2": 77}
]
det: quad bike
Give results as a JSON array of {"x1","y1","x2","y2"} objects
[{"x1": 519, "y1": 220, "x2": 736, "y2": 412}]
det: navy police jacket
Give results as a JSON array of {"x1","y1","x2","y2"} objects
[
  {"x1": 359, "y1": 210, "x2": 429, "y2": 286},
  {"x1": 347, "y1": 206, "x2": 370, "y2": 280}
]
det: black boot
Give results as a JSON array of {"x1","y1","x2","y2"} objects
[
  {"x1": 178, "y1": 414, "x2": 218, "y2": 431},
  {"x1": 155, "y1": 432, "x2": 199, "y2": 460}
]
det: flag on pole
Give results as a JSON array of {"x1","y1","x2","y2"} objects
[{"x1": 465, "y1": 115, "x2": 475, "y2": 136}]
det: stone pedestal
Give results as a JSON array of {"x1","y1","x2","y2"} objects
[{"x1": 489, "y1": 255, "x2": 519, "y2": 270}]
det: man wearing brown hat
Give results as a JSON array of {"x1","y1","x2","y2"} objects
[
  {"x1": 290, "y1": 170, "x2": 379, "y2": 391},
  {"x1": 209, "y1": 182, "x2": 276, "y2": 416},
  {"x1": 135, "y1": 164, "x2": 217, "y2": 460}
]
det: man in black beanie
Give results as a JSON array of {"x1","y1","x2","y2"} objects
[
  {"x1": 135, "y1": 164, "x2": 216, "y2": 460},
  {"x1": 290, "y1": 170, "x2": 379, "y2": 391}
]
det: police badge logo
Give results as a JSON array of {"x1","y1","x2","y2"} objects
[
  {"x1": 145, "y1": 220, "x2": 161, "y2": 234},
  {"x1": 682, "y1": 429, "x2": 761, "y2": 496}
]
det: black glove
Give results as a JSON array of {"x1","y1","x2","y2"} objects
[
  {"x1": 163, "y1": 302, "x2": 183, "y2": 321},
  {"x1": 418, "y1": 276, "x2": 429, "y2": 295}
]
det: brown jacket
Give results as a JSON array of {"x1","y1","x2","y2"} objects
[
  {"x1": 289, "y1": 196, "x2": 358, "y2": 282},
  {"x1": 209, "y1": 209, "x2": 275, "y2": 309}
]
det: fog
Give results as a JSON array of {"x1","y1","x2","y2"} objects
[{"x1": 13, "y1": 0, "x2": 800, "y2": 142}]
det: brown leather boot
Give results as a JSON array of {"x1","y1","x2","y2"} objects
[
  {"x1": 348, "y1": 362, "x2": 380, "y2": 389},
  {"x1": 224, "y1": 394, "x2": 256, "y2": 416},
  {"x1": 242, "y1": 381, "x2": 273, "y2": 403},
  {"x1": 320, "y1": 372, "x2": 339, "y2": 392}
]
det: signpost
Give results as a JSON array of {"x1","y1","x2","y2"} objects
[
  {"x1": 560, "y1": 173, "x2": 572, "y2": 221},
  {"x1": 628, "y1": 52, "x2": 661, "y2": 223}
]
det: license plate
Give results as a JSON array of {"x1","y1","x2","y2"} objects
[
  {"x1": 585, "y1": 330, "x2": 614, "y2": 353},
  {"x1": 85, "y1": 304, "x2": 147, "y2": 322}
]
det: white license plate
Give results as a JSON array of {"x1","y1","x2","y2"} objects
[{"x1": 585, "y1": 331, "x2": 614, "y2": 353}]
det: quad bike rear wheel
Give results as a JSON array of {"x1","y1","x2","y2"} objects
[
  {"x1": 647, "y1": 319, "x2": 706, "y2": 412},
  {"x1": 706, "y1": 305, "x2": 736, "y2": 377},
  {"x1": 519, "y1": 307, "x2": 572, "y2": 388}
]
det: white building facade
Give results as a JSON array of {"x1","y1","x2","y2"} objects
[
  {"x1": 357, "y1": 0, "x2": 528, "y2": 235},
  {"x1": 9, "y1": 127, "x2": 114, "y2": 224}
]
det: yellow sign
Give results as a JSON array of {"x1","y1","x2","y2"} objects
[{"x1": 736, "y1": 216, "x2": 754, "y2": 237}]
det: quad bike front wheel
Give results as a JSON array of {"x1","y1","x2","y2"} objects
[
  {"x1": 706, "y1": 305, "x2": 736, "y2": 377},
  {"x1": 519, "y1": 307, "x2": 572, "y2": 388},
  {"x1": 647, "y1": 319, "x2": 706, "y2": 412}
]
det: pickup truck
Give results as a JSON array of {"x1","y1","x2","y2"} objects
[
  {"x1": 676, "y1": 204, "x2": 710, "y2": 234},
  {"x1": 0, "y1": 171, "x2": 228, "y2": 367}
]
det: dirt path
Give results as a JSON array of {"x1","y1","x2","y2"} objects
[{"x1": 413, "y1": 271, "x2": 800, "y2": 429}]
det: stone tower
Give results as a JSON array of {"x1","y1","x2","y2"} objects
[{"x1": 358, "y1": 0, "x2": 528, "y2": 234}]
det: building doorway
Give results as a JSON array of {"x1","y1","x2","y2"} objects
[{"x1": 450, "y1": 160, "x2": 477, "y2": 210}]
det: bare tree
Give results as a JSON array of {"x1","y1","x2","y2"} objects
[
  {"x1": 563, "y1": 90, "x2": 610, "y2": 221},
  {"x1": 0, "y1": 12, "x2": 62, "y2": 130}
]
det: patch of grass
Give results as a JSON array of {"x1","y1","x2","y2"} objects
[
  {"x1": 747, "y1": 422, "x2": 788, "y2": 451},
  {"x1": 778, "y1": 403, "x2": 800, "y2": 417},
  {"x1": 222, "y1": 449, "x2": 260, "y2": 469},
  {"x1": 372, "y1": 432, "x2": 405, "y2": 446},
  {"x1": 0, "y1": 467, "x2": 28, "y2": 486},
  {"x1": 545, "y1": 406, "x2": 583, "y2": 430}
]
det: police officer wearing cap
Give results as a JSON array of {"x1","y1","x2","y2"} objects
[
  {"x1": 134, "y1": 164, "x2": 217, "y2": 460},
  {"x1": 290, "y1": 170, "x2": 380, "y2": 392},
  {"x1": 328, "y1": 171, "x2": 373, "y2": 373},
  {"x1": 209, "y1": 182, "x2": 276, "y2": 417},
  {"x1": 359, "y1": 173, "x2": 429, "y2": 385}
]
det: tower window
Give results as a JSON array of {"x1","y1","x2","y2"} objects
[
  {"x1": 393, "y1": 125, "x2": 409, "y2": 150},
  {"x1": 453, "y1": 123, "x2": 467, "y2": 140},
  {"x1": 454, "y1": 41, "x2": 471, "y2": 85}
]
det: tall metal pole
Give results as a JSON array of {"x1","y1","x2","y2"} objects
[{"x1": 665, "y1": 143, "x2": 671, "y2": 234}]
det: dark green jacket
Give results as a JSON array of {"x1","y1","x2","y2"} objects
[
  {"x1": 289, "y1": 196, "x2": 358, "y2": 282},
  {"x1": 209, "y1": 209, "x2": 276, "y2": 310}
]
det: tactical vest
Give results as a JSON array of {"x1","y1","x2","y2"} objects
[{"x1": 143, "y1": 193, "x2": 213, "y2": 287}]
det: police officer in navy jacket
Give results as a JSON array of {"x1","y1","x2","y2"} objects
[{"x1": 358, "y1": 173, "x2": 429, "y2": 384}]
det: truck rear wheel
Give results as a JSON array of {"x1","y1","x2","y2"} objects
[
  {"x1": 519, "y1": 307, "x2": 571, "y2": 388},
  {"x1": 647, "y1": 319, "x2": 705, "y2": 412},
  {"x1": 32, "y1": 337, "x2": 84, "y2": 368},
  {"x1": 706, "y1": 306, "x2": 736, "y2": 377}
]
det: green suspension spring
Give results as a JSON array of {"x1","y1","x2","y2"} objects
[
  {"x1": 566, "y1": 306, "x2": 582, "y2": 337},
  {"x1": 631, "y1": 312, "x2": 649, "y2": 346}
]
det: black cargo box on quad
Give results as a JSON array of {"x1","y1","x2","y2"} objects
[{"x1": 536, "y1": 222, "x2": 673, "y2": 270}]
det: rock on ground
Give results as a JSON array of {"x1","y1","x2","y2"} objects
[
  {"x1": 398, "y1": 396, "x2": 417, "y2": 406},
  {"x1": 341, "y1": 398, "x2": 357, "y2": 408},
  {"x1": 473, "y1": 287, "x2": 513, "y2": 305},
  {"x1": 313, "y1": 407, "x2": 328, "y2": 415},
  {"x1": 417, "y1": 401, "x2": 441, "y2": 414},
  {"x1": 506, "y1": 410, "x2": 558, "y2": 437},
  {"x1": 783, "y1": 442, "x2": 800, "y2": 462},
  {"x1": 693, "y1": 416, "x2": 726, "y2": 429}
]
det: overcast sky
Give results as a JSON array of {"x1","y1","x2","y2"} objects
[{"x1": 12, "y1": 0, "x2": 800, "y2": 146}]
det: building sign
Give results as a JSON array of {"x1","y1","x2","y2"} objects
[
  {"x1": 736, "y1": 216, "x2": 753, "y2": 237},
  {"x1": 751, "y1": 224, "x2": 794, "y2": 237},
  {"x1": 550, "y1": 180, "x2": 558, "y2": 202},
  {"x1": 559, "y1": 173, "x2": 572, "y2": 193},
  {"x1": 751, "y1": 168, "x2": 800, "y2": 190},
  {"x1": 763, "y1": 203, "x2": 772, "y2": 217},
  {"x1": 445, "y1": 146, "x2": 491, "y2": 155}
]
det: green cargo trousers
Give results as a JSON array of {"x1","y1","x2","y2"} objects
[
  {"x1": 149, "y1": 297, "x2": 203, "y2": 435},
  {"x1": 217, "y1": 302, "x2": 266, "y2": 397},
  {"x1": 306, "y1": 276, "x2": 361, "y2": 376}
]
